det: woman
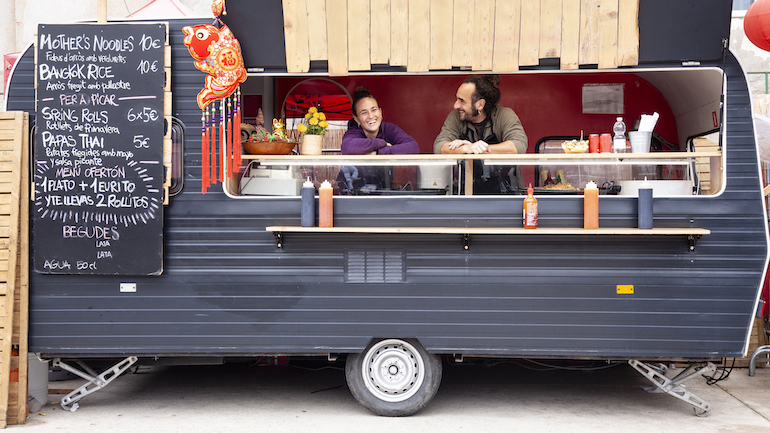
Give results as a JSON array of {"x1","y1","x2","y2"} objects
[{"x1": 341, "y1": 87, "x2": 420, "y2": 155}]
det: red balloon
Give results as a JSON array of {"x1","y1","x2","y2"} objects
[{"x1": 745, "y1": 0, "x2": 770, "y2": 52}]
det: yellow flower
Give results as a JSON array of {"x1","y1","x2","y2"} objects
[
  {"x1": 312, "y1": 112, "x2": 320, "y2": 119},
  {"x1": 297, "y1": 123, "x2": 307, "y2": 133},
  {"x1": 308, "y1": 107, "x2": 318, "y2": 114},
  {"x1": 304, "y1": 113, "x2": 311, "y2": 120},
  {"x1": 318, "y1": 112, "x2": 326, "y2": 121},
  {"x1": 319, "y1": 120, "x2": 329, "y2": 128},
  {"x1": 309, "y1": 117, "x2": 319, "y2": 126}
]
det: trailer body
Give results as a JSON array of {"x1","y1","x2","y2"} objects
[{"x1": 4, "y1": 0, "x2": 768, "y2": 415}]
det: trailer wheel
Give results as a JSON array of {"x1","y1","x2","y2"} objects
[{"x1": 345, "y1": 338, "x2": 442, "y2": 416}]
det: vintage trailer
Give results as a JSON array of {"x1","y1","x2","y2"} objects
[{"x1": 4, "y1": 0, "x2": 768, "y2": 417}]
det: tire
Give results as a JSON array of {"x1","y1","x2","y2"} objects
[{"x1": 345, "y1": 338, "x2": 442, "y2": 416}]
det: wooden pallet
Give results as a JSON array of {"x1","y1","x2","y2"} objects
[{"x1": 0, "y1": 112, "x2": 29, "y2": 427}]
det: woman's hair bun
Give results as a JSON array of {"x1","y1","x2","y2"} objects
[{"x1": 352, "y1": 86, "x2": 371, "y2": 100}]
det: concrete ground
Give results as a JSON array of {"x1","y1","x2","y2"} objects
[{"x1": 8, "y1": 358, "x2": 770, "y2": 432}]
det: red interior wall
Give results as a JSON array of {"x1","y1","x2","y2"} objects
[{"x1": 274, "y1": 73, "x2": 678, "y2": 155}]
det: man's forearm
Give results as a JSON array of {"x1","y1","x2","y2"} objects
[{"x1": 487, "y1": 140, "x2": 520, "y2": 154}]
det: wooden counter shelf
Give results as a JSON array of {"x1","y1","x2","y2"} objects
[
  {"x1": 243, "y1": 151, "x2": 722, "y2": 195},
  {"x1": 266, "y1": 226, "x2": 711, "y2": 251},
  {"x1": 242, "y1": 151, "x2": 721, "y2": 161}
]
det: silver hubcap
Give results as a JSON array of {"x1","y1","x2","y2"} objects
[{"x1": 361, "y1": 339, "x2": 425, "y2": 403}]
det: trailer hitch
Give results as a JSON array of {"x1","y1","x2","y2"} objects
[{"x1": 52, "y1": 356, "x2": 138, "y2": 412}]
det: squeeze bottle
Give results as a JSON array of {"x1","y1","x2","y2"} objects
[
  {"x1": 612, "y1": 117, "x2": 627, "y2": 153},
  {"x1": 638, "y1": 177, "x2": 653, "y2": 229},
  {"x1": 523, "y1": 184, "x2": 538, "y2": 229},
  {"x1": 319, "y1": 180, "x2": 333, "y2": 228},
  {"x1": 301, "y1": 179, "x2": 315, "y2": 227},
  {"x1": 583, "y1": 180, "x2": 599, "y2": 229}
]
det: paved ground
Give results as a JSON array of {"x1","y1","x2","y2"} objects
[{"x1": 8, "y1": 358, "x2": 770, "y2": 432}]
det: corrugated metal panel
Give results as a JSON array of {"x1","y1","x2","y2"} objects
[{"x1": 7, "y1": 20, "x2": 767, "y2": 360}]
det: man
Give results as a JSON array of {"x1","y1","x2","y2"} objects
[{"x1": 433, "y1": 74, "x2": 528, "y2": 192}]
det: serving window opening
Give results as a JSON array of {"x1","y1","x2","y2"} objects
[{"x1": 225, "y1": 67, "x2": 724, "y2": 199}]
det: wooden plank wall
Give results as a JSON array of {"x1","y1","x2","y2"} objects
[
  {"x1": 284, "y1": 0, "x2": 639, "y2": 75},
  {"x1": 0, "y1": 112, "x2": 28, "y2": 427}
]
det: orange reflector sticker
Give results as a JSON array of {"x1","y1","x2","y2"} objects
[{"x1": 617, "y1": 285, "x2": 634, "y2": 294}]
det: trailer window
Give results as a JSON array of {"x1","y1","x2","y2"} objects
[{"x1": 229, "y1": 67, "x2": 724, "y2": 198}]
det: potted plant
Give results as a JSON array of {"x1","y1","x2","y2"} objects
[{"x1": 296, "y1": 106, "x2": 329, "y2": 155}]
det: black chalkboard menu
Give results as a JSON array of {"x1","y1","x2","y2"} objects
[{"x1": 34, "y1": 23, "x2": 166, "y2": 275}]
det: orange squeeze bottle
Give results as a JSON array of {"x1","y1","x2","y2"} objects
[
  {"x1": 523, "y1": 184, "x2": 538, "y2": 229},
  {"x1": 319, "y1": 180, "x2": 333, "y2": 228},
  {"x1": 584, "y1": 180, "x2": 599, "y2": 229}
]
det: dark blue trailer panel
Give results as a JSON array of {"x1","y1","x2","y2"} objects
[
  {"x1": 7, "y1": 37, "x2": 765, "y2": 359},
  {"x1": 4, "y1": 2, "x2": 768, "y2": 415}
]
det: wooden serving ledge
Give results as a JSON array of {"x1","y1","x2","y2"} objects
[
  {"x1": 266, "y1": 226, "x2": 711, "y2": 251},
  {"x1": 243, "y1": 151, "x2": 723, "y2": 196},
  {"x1": 242, "y1": 151, "x2": 721, "y2": 161}
]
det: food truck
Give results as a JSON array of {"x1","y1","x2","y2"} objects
[{"x1": 3, "y1": 0, "x2": 768, "y2": 417}]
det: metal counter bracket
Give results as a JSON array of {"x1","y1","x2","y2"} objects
[
  {"x1": 273, "y1": 231, "x2": 283, "y2": 249},
  {"x1": 688, "y1": 234, "x2": 702, "y2": 252},
  {"x1": 628, "y1": 359, "x2": 715, "y2": 416},
  {"x1": 463, "y1": 234, "x2": 470, "y2": 250},
  {"x1": 53, "y1": 356, "x2": 139, "y2": 412}
]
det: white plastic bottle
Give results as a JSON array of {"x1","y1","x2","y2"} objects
[{"x1": 612, "y1": 117, "x2": 627, "y2": 153}]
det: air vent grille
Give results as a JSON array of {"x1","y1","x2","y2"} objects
[{"x1": 345, "y1": 250, "x2": 405, "y2": 283}]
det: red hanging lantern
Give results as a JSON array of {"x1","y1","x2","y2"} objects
[{"x1": 745, "y1": 0, "x2": 770, "y2": 52}]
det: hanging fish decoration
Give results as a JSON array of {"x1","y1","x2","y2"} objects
[{"x1": 182, "y1": 0, "x2": 246, "y2": 193}]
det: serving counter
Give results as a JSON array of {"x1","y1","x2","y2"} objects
[{"x1": 237, "y1": 151, "x2": 722, "y2": 197}]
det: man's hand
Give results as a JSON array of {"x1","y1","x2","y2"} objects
[
  {"x1": 440, "y1": 139, "x2": 474, "y2": 154},
  {"x1": 469, "y1": 140, "x2": 491, "y2": 154},
  {"x1": 446, "y1": 139, "x2": 472, "y2": 151}
]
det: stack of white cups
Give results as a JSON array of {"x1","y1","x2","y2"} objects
[{"x1": 629, "y1": 112, "x2": 659, "y2": 153}]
